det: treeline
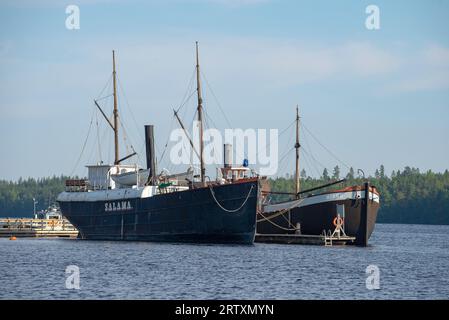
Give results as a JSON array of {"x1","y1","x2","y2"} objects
[
  {"x1": 0, "y1": 175, "x2": 72, "y2": 217},
  {"x1": 1, "y1": 167, "x2": 449, "y2": 225},
  {"x1": 269, "y1": 165, "x2": 449, "y2": 225}
]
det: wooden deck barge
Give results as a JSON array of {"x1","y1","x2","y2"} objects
[{"x1": 0, "y1": 218, "x2": 79, "y2": 238}]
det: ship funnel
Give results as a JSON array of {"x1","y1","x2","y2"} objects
[
  {"x1": 224, "y1": 144, "x2": 232, "y2": 168},
  {"x1": 145, "y1": 125, "x2": 157, "y2": 184}
]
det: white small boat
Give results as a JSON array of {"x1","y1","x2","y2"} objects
[{"x1": 110, "y1": 169, "x2": 150, "y2": 186}]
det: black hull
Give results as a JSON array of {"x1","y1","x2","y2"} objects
[
  {"x1": 257, "y1": 194, "x2": 379, "y2": 243},
  {"x1": 58, "y1": 180, "x2": 259, "y2": 244}
]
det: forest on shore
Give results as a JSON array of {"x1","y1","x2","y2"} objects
[
  {"x1": 1, "y1": 165, "x2": 448, "y2": 225},
  {"x1": 270, "y1": 165, "x2": 449, "y2": 225}
]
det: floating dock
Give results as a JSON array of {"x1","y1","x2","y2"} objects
[
  {"x1": 0, "y1": 218, "x2": 78, "y2": 238},
  {"x1": 255, "y1": 233, "x2": 356, "y2": 246}
]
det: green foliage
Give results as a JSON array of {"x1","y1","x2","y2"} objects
[
  {"x1": 1, "y1": 167, "x2": 449, "y2": 225},
  {"x1": 346, "y1": 167, "x2": 355, "y2": 180},
  {"x1": 0, "y1": 175, "x2": 75, "y2": 217},
  {"x1": 322, "y1": 168, "x2": 330, "y2": 181},
  {"x1": 268, "y1": 166, "x2": 449, "y2": 225},
  {"x1": 332, "y1": 165, "x2": 340, "y2": 180}
]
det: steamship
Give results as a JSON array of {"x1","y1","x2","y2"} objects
[
  {"x1": 257, "y1": 107, "x2": 380, "y2": 245},
  {"x1": 57, "y1": 44, "x2": 261, "y2": 244}
]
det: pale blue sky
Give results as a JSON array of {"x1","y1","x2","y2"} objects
[{"x1": 1, "y1": 0, "x2": 449, "y2": 180}]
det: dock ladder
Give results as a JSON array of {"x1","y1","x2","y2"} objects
[{"x1": 323, "y1": 230, "x2": 333, "y2": 246}]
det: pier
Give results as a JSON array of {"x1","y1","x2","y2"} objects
[
  {"x1": 0, "y1": 218, "x2": 78, "y2": 238},
  {"x1": 255, "y1": 233, "x2": 356, "y2": 246}
]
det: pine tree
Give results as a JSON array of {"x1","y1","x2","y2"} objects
[
  {"x1": 375, "y1": 169, "x2": 380, "y2": 179},
  {"x1": 380, "y1": 165, "x2": 385, "y2": 179},
  {"x1": 346, "y1": 167, "x2": 355, "y2": 180},
  {"x1": 332, "y1": 165, "x2": 340, "y2": 180},
  {"x1": 322, "y1": 168, "x2": 330, "y2": 181}
]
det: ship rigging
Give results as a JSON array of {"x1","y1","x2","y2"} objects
[{"x1": 57, "y1": 43, "x2": 261, "y2": 244}]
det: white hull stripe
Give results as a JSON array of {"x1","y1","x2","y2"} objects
[
  {"x1": 263, "y1": 191, "x2": 379, "y2": 213},
  {"x1": 57, "y1": 186, "x2": 158, "y2": 202}
]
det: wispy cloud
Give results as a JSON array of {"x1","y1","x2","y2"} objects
[
  {"x1": 424, "y1": 45, "x2": 449, "y2": 67},
  {"x1": 338, "y1": 42, "x2": 402, "y2": 76},
  {"x1": 184, "y1": 38, "x2": 403, "y2": 87},
  {"x1": 391, "y1": 72, "x2": 449, "y2": 92},
  {"x1": 1, "y1": 35, "x2": 448, "y2": 121},
  {"x1": 384, "y1": 44, "x2": 449, "y2": 93}
]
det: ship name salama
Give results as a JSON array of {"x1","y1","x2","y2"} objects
[{"x1": 105, "y1": 201, "x2": 133, "y2": 212}]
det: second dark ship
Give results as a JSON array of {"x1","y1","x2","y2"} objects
[{"x1": 257, "y1": 107, "x2": 379, "y2": 246}]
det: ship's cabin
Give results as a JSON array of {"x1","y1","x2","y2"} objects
[
  {"x1": 221, "y1": 167, "x2": 252, "y2": 182},
  {"x1": 65, "y1": 164, "x2": 143, "y2": 192},
  {"x1": 87, "y1": 164, "x2": 141, "y2": 190},
  {"x1": 34, "y1": 205, "x2": 63, "y2": 220},
  {"x1": 64, "y1": 163, "x2": 191, "y2": 193}
]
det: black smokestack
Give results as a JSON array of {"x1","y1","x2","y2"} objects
[{"x1": 145, "y1": 125, "x2": 157, "y2": 185}]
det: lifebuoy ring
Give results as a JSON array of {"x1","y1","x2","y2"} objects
[{"x1": 333, "y1": 216, "x2": 344, "y2": 227}]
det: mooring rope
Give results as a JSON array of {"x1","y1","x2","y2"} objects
[
  {"x1": 256, "y1": 198, "x2": 305, "y2": 231},
  {"x1": 280, "y1": 210, "x2": 299, "y2": 229},
  {"x1": 209, "y1": 184, "x2": 255, "y2": 213},
  {"x1": 256, "y1": 198, "x2": 303, "y2": 223},
  {"x1": 257, "y1": 211, "x2": 300, "y2": 231}
]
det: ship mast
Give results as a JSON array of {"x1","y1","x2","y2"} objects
[
  {"x1": 112, "y1": 50, "x2": 119, "y2": 165},
  {"x1": 295, "y1": 105, "x2": 300, "y2": 197},
  {"x1": 94, "y1": 51, "x2": 137, "y2": 166},
  {"x1": 196, "y1": 42, "x2": 206, "y2": 186}
]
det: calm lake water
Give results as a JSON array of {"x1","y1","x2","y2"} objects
[{"x1": 1, "y1": 223, "x2": 448, "y2": 299}]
